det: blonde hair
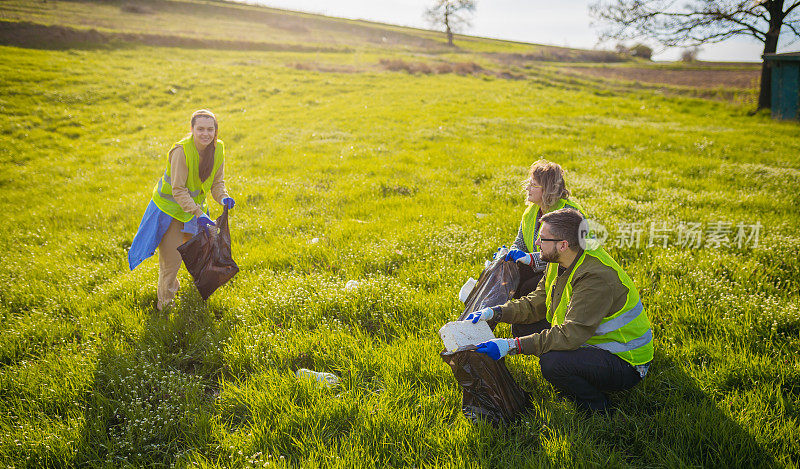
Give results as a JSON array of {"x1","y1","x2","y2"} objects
[{"x1": 526, "y1": 159, "x2": 570, "y2": 209}]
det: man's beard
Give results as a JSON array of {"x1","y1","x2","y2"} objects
[{"x1": 540, "y1": 247, "x2": 558, "y2": 264}]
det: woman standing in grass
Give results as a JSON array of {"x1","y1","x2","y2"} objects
[
  {"x1": 504, "y1": 160, "x2": 585, "y2": 298},
  {"x1": 128, "y1": 109, "x2": 235, "y2": 310}
]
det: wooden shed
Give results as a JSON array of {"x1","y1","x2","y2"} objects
[{"x1": 764, "y1": 52, "x2": 800, "y2": 120}]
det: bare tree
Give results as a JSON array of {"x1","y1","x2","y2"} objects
[
  {"x1": 589, "y1": 0, "x2": 800, "y2": 109},
  {"x1": 425, "y1": 0, "x2": 476, "y2": 47}
]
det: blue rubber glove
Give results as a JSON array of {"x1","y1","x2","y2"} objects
[
  {"x1": 475, "y1": 338, "x2": 511, "y2": 361},
  {"x1": 492, "y1": 245, "x2": 507, "y2": 260},
  {"x1": 464, "y1": 307, "x2": 494, "y2": 324},
  {"x1": 197, "y1": 214, "x2": 216, "y2": 231},
  {"x1": 505, "y1": 249, "x2": 533, "y2": 265},
  {"x1": 222, "y1": 197, "x2": 235, "y2": 210}
]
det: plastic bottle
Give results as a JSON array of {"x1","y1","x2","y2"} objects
[{"x1": 295, "y1": 368, "x2": 339, "y2": 387}]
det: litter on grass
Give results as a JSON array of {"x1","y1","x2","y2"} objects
[{"x1": 296, "y1": 368, "x2": 339, "y2": 387}]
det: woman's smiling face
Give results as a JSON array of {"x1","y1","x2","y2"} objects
[{"x1": 191, "y1": 116, "x2": 216, "y2": 148}]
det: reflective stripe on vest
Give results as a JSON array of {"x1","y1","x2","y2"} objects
[
  {"x1": 521, "y1": 198, "x2": 585, "y2": 253},
  {"x1": 593, "y1": 300, "x2": 643, "y2": 335},
  {"x1": 157, "y1": 173, "x2": 202, "y2": 199},
  {"x1": 544, "y1": 248, "x2": 653, "y2": 366},
  {"x1": 151, "y1": 136, "x2": 224, "y2": 222},
  {"x1": 588, "y1": 329, "x2": 653, "y2": 354}
]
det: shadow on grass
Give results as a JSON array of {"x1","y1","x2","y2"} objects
[
  {"x1": 498, "y1": 349, "x2": 782, "y2": 468},
  {"x1": 72, "y1": 290, "x2": 238, "y2": 467}
]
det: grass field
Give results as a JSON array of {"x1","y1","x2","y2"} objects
[{"x1": 1, "y1": 1, "x2": 799, "y2": 468}]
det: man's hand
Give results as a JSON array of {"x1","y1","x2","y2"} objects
[
  {"x1": 504, "y1": 249, "x2": 533, "y2": 265},
  {"x1": 475, "y1": 338, "x2": 511, "y2": 360},
  {"x1": 464, "y1": 307, "x2": 494, "y2": 324},
  {"x1": 222, "y1": 197, "x2": 235, "y2": 210},
  {"x1": 197, "y1": 214, "x2": 216, "y2": 231}
]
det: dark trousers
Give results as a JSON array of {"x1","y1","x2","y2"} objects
[
  {"x1": 511, "y1": 321, "x2": 641, "y2": 412},
  {"x1": 514, "y1": 264, "x2": 543, "y2": 299}
]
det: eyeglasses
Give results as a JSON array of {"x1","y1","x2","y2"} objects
[{"x1": 538, "y1": 238, "x2": 564, "y2": 242}]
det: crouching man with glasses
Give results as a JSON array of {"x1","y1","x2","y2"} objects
[{"x1": 465, "y1": 208, "x2": 653, "y2": 414}]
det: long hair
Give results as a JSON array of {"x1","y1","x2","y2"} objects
[
  {"x1": 526, "y1": 159, "x2": 570, "y2": 209},
  {"x1": 190, "y1": 109, "x2": 218, "y2": 181}
]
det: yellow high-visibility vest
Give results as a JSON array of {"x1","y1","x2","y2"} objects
[
  {"x1": 544, "y1": 247, "x2": 653, "y2": 366},
  {"x1": 152, "y1": 135, "x2": 224, "y2": 222}
]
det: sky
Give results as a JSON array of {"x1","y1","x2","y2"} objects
[{"x1": 249, "y1": 0, "x2": 799, "y2": 62}]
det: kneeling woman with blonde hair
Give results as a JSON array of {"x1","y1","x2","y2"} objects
[
  {"x1": 504, "y1": 160, "x2": 585, "y2": 298},
  {"x1": 128, "y1": 109, "x2": 235, "y2": 310}
]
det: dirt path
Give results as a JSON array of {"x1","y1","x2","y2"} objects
[{"x1": 562, "y1": 66, "x2": 760, "y2": 89}]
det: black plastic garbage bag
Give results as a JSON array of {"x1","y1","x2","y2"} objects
[
  {"x1": 439, "y1": 255, "x2": 527, "y2": 425},
  {"x1": 459, "y1": 256, "x2": 520, "y2": 321},
  {"x1": 177, "y1": 206, "x2": 239, "y2": 300},
  {"x1": 440, "y1": 349, "x2": 531, "y2": 426}
]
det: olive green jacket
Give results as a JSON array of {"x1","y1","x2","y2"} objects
[{"x1": 497, "y1": 251, "x2": 631, "y2": 356}]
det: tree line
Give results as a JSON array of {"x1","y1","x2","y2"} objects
[{"x1": 426, "y1": 0, "x2": 800, "y2": 110}]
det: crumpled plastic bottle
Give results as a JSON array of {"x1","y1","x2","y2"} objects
[{"x1": 295, "y1": 368, "x2": 339, "y2": 387}]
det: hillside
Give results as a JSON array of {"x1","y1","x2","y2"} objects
[
  {"x1": 0, "y1": 0, "x2": 613, "y2": 55},
  {"x1": 1, "y1": 0, "x2": 760, "y2": 98}
]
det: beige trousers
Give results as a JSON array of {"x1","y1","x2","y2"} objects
[{"x1": 157, "y1": 218, "x2": 192, "y2": 310}]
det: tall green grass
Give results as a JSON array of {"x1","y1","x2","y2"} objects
[{"x1": 0, "y1": 39, "x2": 798, "y2": 468}]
